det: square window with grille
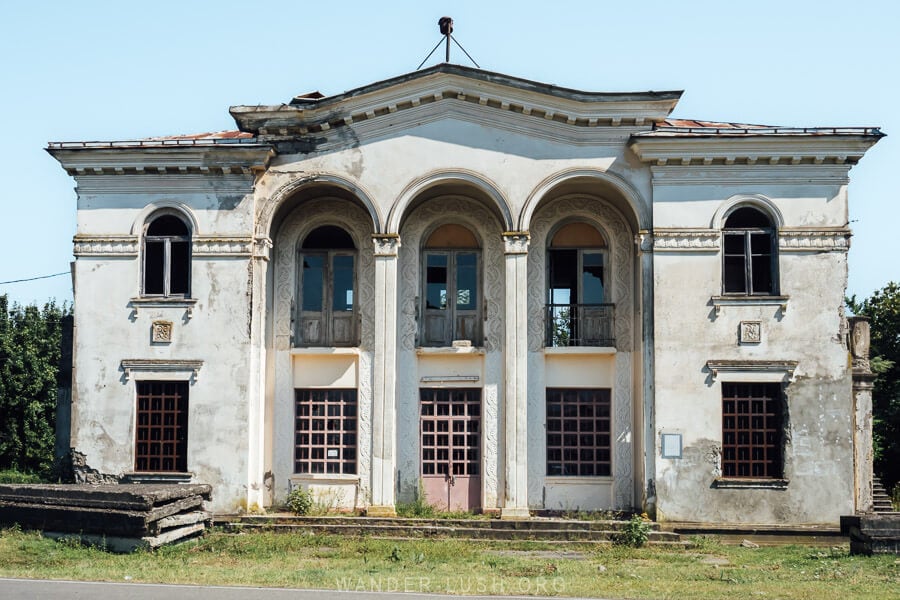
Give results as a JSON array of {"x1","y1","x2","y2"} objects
[
  {"x1": 546, "y1": 388, "x2": 611, "y2": 476},
  {"x1": 294, "y1": 389, "x2": 357, "y2": 475},
  {"x1": 135, "y1": 381, "x2": 188, "y2": 472},
  {"x1": 721, "y1": 382, "x2": 783, "y2": 478}
]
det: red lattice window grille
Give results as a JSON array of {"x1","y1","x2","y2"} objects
[
  {"x1": 420, "y1": 388, "x2": 481, "y2": 477},
  {"x1": 546, "y1": 388, "x2": 611, "y2": 476},
  {"x1": 294, "y1": 389, "x2": 357, "y2": 475},
  {"x1": 135, "y1": 381, "x2": 188, "y2": 472},
  {"x1": 721, "y1": 382, "x2": 783, "y2": 478}
]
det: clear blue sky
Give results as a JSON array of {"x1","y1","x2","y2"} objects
[{"x1": 1, "y1": 0, "x2": 896, "y2": 306}]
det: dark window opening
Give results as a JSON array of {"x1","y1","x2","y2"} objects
[
  {"x1": 297, "y1": 226, "x2": 357, "y2": 347},
  {"x1": 722, "y1": 207, "x2": 777, "y2": 295},
  {"x1": 143, "y1": 213, "x2": 191, "y2": 297},
  {"x1": 135, "y1": 381, "x2": 188, "y2": 472},
  {"x1": 721, "y1": 382, "x2": 784, "y2": 478},
  {"x1": 546, "y1": 388, "x2": 611, "y2": 476},
  {"x1": 294, "y1": 388, "x2": 357, "y2": 475},
  {"x1": 546, "y1": 223, "x2": 612, "y2": 346}
]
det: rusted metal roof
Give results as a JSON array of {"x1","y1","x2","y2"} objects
[
  {"x1": 48, "y1": 130, "x2": 260, "y2": 150},
  {"x1": 643, "y1": 119, "x2": 882, "y2": 137}
]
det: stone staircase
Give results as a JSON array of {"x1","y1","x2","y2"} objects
[
  {"x1": 873, "y1": 477, "x2": 897, "y2": 513},
  {"x1": 213, "y1": 515, "x2": 684, "y2": 545}
]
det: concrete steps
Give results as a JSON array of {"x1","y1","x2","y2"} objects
[
  {"x1": 213, "y1": 515, "x2": 683, "y2": 545},
  {"x1": 873, "y1": 477, "x2": 897, "y2": 513}
]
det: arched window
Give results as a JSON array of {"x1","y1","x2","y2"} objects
[
  {"x1": 297, "y1": 225, "x2": 357, "y2": 347},
  {"x1": 546, "y1": 222, "x2": 612, "y2": 347},
  {"x1": 722, "y1": 207, "x2": 778, "y2": 295},
  {"x1": 421, "y1": 224, "x2": 481, "y2": 346},
  {"x1": 143, "y1": 213, "x2": 191, "y2": 297}
]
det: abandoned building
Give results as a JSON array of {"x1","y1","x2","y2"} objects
[{"x1": 48, "y1": 64, "x2": 883, "y2": 524}]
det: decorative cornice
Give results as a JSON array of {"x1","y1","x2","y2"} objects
[
  {"x1": 120, "y1": 359, "x2": 204, "y2": 383},
  {"x1": 502, "y1": 231, "x2": 530, "y2": 254},
  {"x1": 705, "y1": 359, "x2": 798, "y2": 382},
  {"x1": 70, "y1": 174, "x2": 258, "y2": 196},
  {"x1": 778, "y1": 229, "x2": 851, "y2": 252},
  {"x1": 47, "y1": 145, "x2": 273, "y2": 178},
  {"x1": 232, "y1": 67, "x2": 680, "y2": 137},
  {"x1": 73, "y1": 235, "x2": 139, "y2": 257},
  {"x1": 652, "y1": 229, "x2": 719, "y2": 252},
  {"x1": 710, "y1": 295, "x2": 790, "y2": 317},
  {"x1": 372, "y1": 234, "x2": 401, "y2": 257},
  {"x1": 192, "y1": 236, "x2": 254, "y2": 257},
  {"x1": 647, "y1": 164, "x2": 852, "y2": 186}
]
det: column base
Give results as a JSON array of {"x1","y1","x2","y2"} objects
[
  {"x1": 500, "y1": 507, "x2": 531, "y2": 520},
  {"x1": 366, "y1": 505, "x2": 397, "y2": 517}
]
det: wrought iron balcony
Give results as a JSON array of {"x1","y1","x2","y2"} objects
[{"x1": 545, "y1": 303, "x2": 615, "y2": 348}]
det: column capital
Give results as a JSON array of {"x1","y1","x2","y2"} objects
[
  {"x1": 502, "y1": 231, "x2": 530, "y2": 254},
  {"x1": 372, "y1": 234, "x2": 401, "y2": 257}
]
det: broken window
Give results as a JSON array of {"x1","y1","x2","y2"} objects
[
  {"x1": 722, "y1": 207, "x2": 778, "y2": 295},
  {"x1": 721, "y1": 382, "x2": 783, "y2": 478},
  {"x1": 421, "y1": 224, "x2": 482, "y2": 346},
  {"x1": 296, "y1": 226, "x2": 357, "y2": 347},
  {"x1": 546, "y1": 388, "x2": 611, "y2": 476},
  {"x1": 143, "y1": 213, "x2": 191, "y2": 297},
  {"x1": 294, "y1": 388, "x2": 357, "y2": 475},
  {"x1": 546, "y1": 222, "x2": 613, "y2": 347},
  {"x1": 135, "y1": 381, "x2": 188, "y2": 472}
]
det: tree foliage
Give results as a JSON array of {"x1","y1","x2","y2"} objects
[
  {"x1": 847, "y1": 282, "x2": 900, "y2": 491},
  {"x1": 0, "y1": 294, "x2": 71, "y2": 475}
]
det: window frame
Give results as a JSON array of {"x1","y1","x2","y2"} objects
[
  {"x1": 141, "y1": 213, "x2": 192, "y2": 298},
  {"x1": 296, "y1": 247, "x2": 358, "y2": 347},
  {"x1": 545, "y1": 387, "x2": 612, "y2": 477},
  {"x1": 293, "y1": 388, "x2": 358, "y2": 475},
  {"x1": 545, "y1": 243, "x2": 613, "y2": 348},
  {"x1": 720, "y1": 381, "x2": 784, "y2": 479},
  {"x1": 721, "y1": 208, "x2": 778, "y2": 296},
  {"x1": 420, "y1": 248, "x2": 483, "y2": 347},
  {"x1": 134, "y1": 380, "x2": 189, "y2": 473}
]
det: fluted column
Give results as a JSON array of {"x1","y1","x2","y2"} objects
[
  {"x1": 501, "y1": 232, "x2": 530, "y2": 519},
  {"x1": 368, "y1": 234, "x2": 401, "y2": 516}
]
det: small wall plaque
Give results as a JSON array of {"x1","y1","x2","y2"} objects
[
  {"x1": 661, "y1": 433, "x2": 682, "y2": 459},
  {"x1": 151, "y1": 320, "x2": 173, "y2": 343},
  {"x1": 739, "y1": 320, "x2": 762, "y2": 344}
]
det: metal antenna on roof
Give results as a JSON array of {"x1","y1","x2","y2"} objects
[{"x1": 416, "y1": 17, "x2": 481, "y2": 70}]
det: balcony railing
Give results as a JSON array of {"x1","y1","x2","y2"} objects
[{"x1": 545, "y1": 303, "x2": 615, "y2": 348}]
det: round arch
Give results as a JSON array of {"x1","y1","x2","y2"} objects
[
  {"x1": 130, "y1": 201, "x2": 199, "y2": 236},
  {"x1": 519, "y1": 168, "x2": 647, "y2": 233},
  {"x1": 387, "y1": 169, "x2": 513, "y2": 234},
  {"x1": 259, "y1": 173, "x2": 383, "y2": 238},
  {"x1": 711, "y1": 194, "x2": 784, "y2": 229}
]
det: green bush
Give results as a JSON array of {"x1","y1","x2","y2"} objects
[
  {"x1": 618, "y1": 513, "x2": 652, "y2": 547},
  {"x1": 0, "y1": 469, "x2": 44, "y2": 484},
  {"x1": 286, "y1": 487, "x2": 313, "y2": 515}
]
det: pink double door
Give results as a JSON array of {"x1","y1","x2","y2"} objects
[{"x1": 420, "y1": 388, "x2": 481, "y2": 512}]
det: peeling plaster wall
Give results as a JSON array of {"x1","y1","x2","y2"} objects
[
  {"x1": 71, "y1": 187, "x2": 258, "y2": 513},
  {"x1": 651, "y1": 176, "x2": 854, "y2": 525}
]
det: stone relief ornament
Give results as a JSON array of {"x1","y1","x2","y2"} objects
[
  {"x1": 151, "y1": 320, "x2": 173, "y2": 343},
  {"x1": 739, "y1": 321, "x2": 762, "y2": 344}
]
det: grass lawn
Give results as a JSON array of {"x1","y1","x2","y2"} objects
[{"x1": 0, "y1": 527, "x2": 897, "y2": 599}]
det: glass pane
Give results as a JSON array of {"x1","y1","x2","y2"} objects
[
  {"x1": 456, "y1": 252, "x2": 477, "y2": 309},
  {"x1": 723, "y1": 256, "x2": 747, "y2": 293},
  {"x1": 581, "y1": 252, "x2": 604, "y2": 303},
  {"x1": 752, "y1": 255, "x2": 773, "y2": 294},
  {"x1": 723, "y1": 233, "x2": 746, "y2": 255},
  {"x1": 332, "y1": 254, "x2": 354, "y2": 311},
  {"x1": 301, "y1": 254, "x2": 324, "y2": 311},
  {"x1": 750, "y1": 232, "x2": 772, "y2": 255},
  {"x1": 426, "y1": 254, "x2": 448, "y2": 310},
  {"x1": 144, "y1": 240, "x2": 165, "y2": 294},
  {"x1": 548, "y1": 249, "x2": 576, "y2": 305},
  {"x1": 170, "y1": 241, "x2": 190, "y2": 295}
]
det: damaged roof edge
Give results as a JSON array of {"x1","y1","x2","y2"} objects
[{"x1": 284, "y1": 63, "x2": 683, "y2": 107}]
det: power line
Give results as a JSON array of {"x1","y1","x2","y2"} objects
[{"x1": 0, "y1": 272, "x2": 70, "y2": 286}]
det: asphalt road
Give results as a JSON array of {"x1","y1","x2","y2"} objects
[{"x1": 0, "y1": 578, "x2": 603, "y2": 600}]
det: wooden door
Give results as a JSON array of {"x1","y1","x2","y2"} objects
[{"x1": 420, "y1": 388, "x2": 481, "y2": 511}]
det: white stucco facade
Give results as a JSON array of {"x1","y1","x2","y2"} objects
[{"x1": 49, "y1": 65, "x2": 882, "y2": 524}]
